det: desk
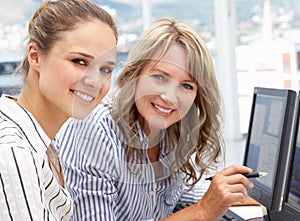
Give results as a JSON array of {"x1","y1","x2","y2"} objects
[
  {"x1": 229, "y1": 205, "x2": 267, "y2": 220},
  {"x1": 224, "y1": 197, "x2": 269, "y2": 220}
]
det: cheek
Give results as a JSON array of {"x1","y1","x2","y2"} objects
[
  {"x1": 41, "y1": 66, "x2": 79, "y2": 103},
  {"x1": 134, "y1": 96, "x2": 144, "y2": 112},
  {"x1": 95, "y1": 78, "x2": 111, "y2": 104},
  {"x1": 101, "y1": 77, "x2": 111, "y2": 94},
  {"x1": 42, "y1": 64, "x2": 76, "y2": 89},
  {"x1": 59, "y1": 66, "x2": 82, "y2": 85},
  {"x1": 135, "y1": 80, "x2": 160, "y2": 101},
  {"x1": 135, "y1": 95, "x2": 150, "y2": 119},
  {"x1": 177, "y1": 93, "x2": 197, "y2": 117}
]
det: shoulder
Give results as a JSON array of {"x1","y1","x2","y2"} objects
[
  {"x1": 57, "y1": 96, "x2": 114, "y2": 136},
  {"x1": 0, "y1": 98, "x2": 25, "y2": 146},
  {"x1": 0, "y1": 120, "x2": 43, "y2": 173},
  {"x1": 55, "y1": 96, "x2": 122, "y2": 156},
  {"x1": 0, "y1": 112, "x2": 43, "y2": 164},
  {"x1": 0, "y1": 96, "x2": 50, "y2": 149}
]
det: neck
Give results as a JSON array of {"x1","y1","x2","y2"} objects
[
  {"x1": 147, "y1": 144, "x2": 160, "y2": 163},
  {"x1": 147, "y1": 131, "x2": 163, "y2": 148},
  {"x1": 17, "y1": 81, "x2": 67, "y2": 139},
  {"x1": 142, "y1": 122, "x2": 162, "y2": 148}
]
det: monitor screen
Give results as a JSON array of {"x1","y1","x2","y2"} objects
[
  {"x1": 243, "y1": 87, "x2": 296, "y2": 215},
  {"x1": 278, "y1": 93, "x2": 300, "y2": 221}
]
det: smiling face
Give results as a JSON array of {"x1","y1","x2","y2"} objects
[
  {"x1": 36, "y1": 19, "x2": 117, "y2": 119},
  {"x1": 134, "y1": 44, "x2": 198, "y2": 135}
]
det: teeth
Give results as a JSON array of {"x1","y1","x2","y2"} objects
[
  {"x1": 74, "y1": 91, "x2": 93, "y2": 102},
  {"x1": 154, "y1": 104, "x2": 172, "y2": 113}
]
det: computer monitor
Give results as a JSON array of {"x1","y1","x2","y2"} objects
[
  {"x1": 277, "y1": 93, "x2": 300, "y2": 221},
  {"x1": 243, "y1": 87, "x2": 297, "y2": 219}
]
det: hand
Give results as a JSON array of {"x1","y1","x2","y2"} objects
[{"x1": 195, "y1": 165, "x2": 254, "y2": 220}]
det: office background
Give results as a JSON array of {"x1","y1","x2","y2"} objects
[{"x1": 1, "y1": 0, "x2": 300, "y2": 167}]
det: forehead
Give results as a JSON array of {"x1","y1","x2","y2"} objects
[
  {"x1": 150, "y1": 43, "x2": 187, "y2": 71},
  {"x1": 53, "y1": 20, "x2": 117, "y2": 57}
]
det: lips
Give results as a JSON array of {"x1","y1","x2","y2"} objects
[{"x1": 71, "y1": 90, "x2": 94, "y2": 102}]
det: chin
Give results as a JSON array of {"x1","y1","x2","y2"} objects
[
  {"x1": 71, "y1": 104, "x2": 95, "y2": 119},
  {"x1": 150, "y1": 121, "x2": 171, "y2": 131}
]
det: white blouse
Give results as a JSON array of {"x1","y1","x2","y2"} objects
[{"x1": 0, "y1": 96, "x2": 73, "y2": 220}]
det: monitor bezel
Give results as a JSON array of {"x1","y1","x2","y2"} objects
[{"x1": 243, "y1": 87, "x2": 296, "y2": 215}]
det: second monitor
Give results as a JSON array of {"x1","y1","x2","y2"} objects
[{"x1": 276, "y1": 91, "x2": 300, "y2": 221}]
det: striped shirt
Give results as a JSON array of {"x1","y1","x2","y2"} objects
[
  {"x1": 55, "y1": 96, "x2": 208, "y2": 221},
  {"x1": 0, "y1": 96, "x2": 73, "y2": 220}
]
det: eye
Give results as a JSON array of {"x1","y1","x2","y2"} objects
[
  {"x1": 151, "y1": 74, "x2": 165, "y2": 81},
  {"x1": 182, "y1": 83, "x2": 194, "y2": 90},
  {"x1": 99, "y1": 66, "x2": 113, "y2": 75},
  {"x1": 72, "y1": 58, "x2": 87, "y2": 66}
]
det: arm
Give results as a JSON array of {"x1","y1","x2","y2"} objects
[
  {"x1": 0, "y1": 142, "x2": 44, "y2": 220},
  {"x1": 173, "y1": 178, "x2": 210, "y2": 213},
  {"x1": 161, "y1": 165, "x2": 254, "y2": 221},
  {"x1": 67, "y1": 166, "x2": 118, "y2": 220},
  {"x1": 56, "y1": 116, "x2": 119, "y2": 220}
]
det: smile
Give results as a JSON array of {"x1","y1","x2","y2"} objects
[
  {"x1": 153, "y1": 103, "x2": 173, "y2": 114},
  {"x1": 73, "y1": 90, "x2": 94, "y2": 102}
]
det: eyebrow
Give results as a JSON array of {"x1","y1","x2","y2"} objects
[{"x1": 70, "y1": 52, "x2": 116, "y2": 66}]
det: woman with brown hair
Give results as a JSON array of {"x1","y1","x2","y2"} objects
[{"x1": 0, "y1": 0, "x2": 118, "y2": 220}]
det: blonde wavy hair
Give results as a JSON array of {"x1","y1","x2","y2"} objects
[{"x1": 113, "y1": 17, "x2": 224, "y2": 187}]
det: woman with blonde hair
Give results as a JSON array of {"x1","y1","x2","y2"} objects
[
  {"x1": 57, "y1": 17, "x2": 253, "y2": 220},
  {"x1": 0, "y1": 0, "x2": 118, "y2": 220}
]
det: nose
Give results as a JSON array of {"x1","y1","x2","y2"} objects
[
  {"x1": 160, "y1": 83, "x2": 178, "y2": 106},
  {"x1": 81, "y1": 66, "x2": 107, "y2": 91}
]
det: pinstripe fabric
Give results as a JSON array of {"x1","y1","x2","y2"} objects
[
  {"x1": 56, "y1": 97, "x2": 208, "y2": 221},
  {"x1": 0, "y1": 96, "x2": 73, "y2": 220}
]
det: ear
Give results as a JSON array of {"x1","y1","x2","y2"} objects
[{"x1": 28, "y1": 43, "x2": 40, "y2": 70}]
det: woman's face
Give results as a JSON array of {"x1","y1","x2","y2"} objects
[
  {"x1": 35, "y1": 20, "x2": 116, "y2": 119},
  {"x1": 135, "y1": 44, "x2": 198, "y2": 135}
]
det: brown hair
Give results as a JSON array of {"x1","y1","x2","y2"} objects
[
  {"x1": 16, "y1": 0, "x2": 118, "y2": 78},
  {"x1": 114, "y1": 17, "x2": 224, "y2": 188}
]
